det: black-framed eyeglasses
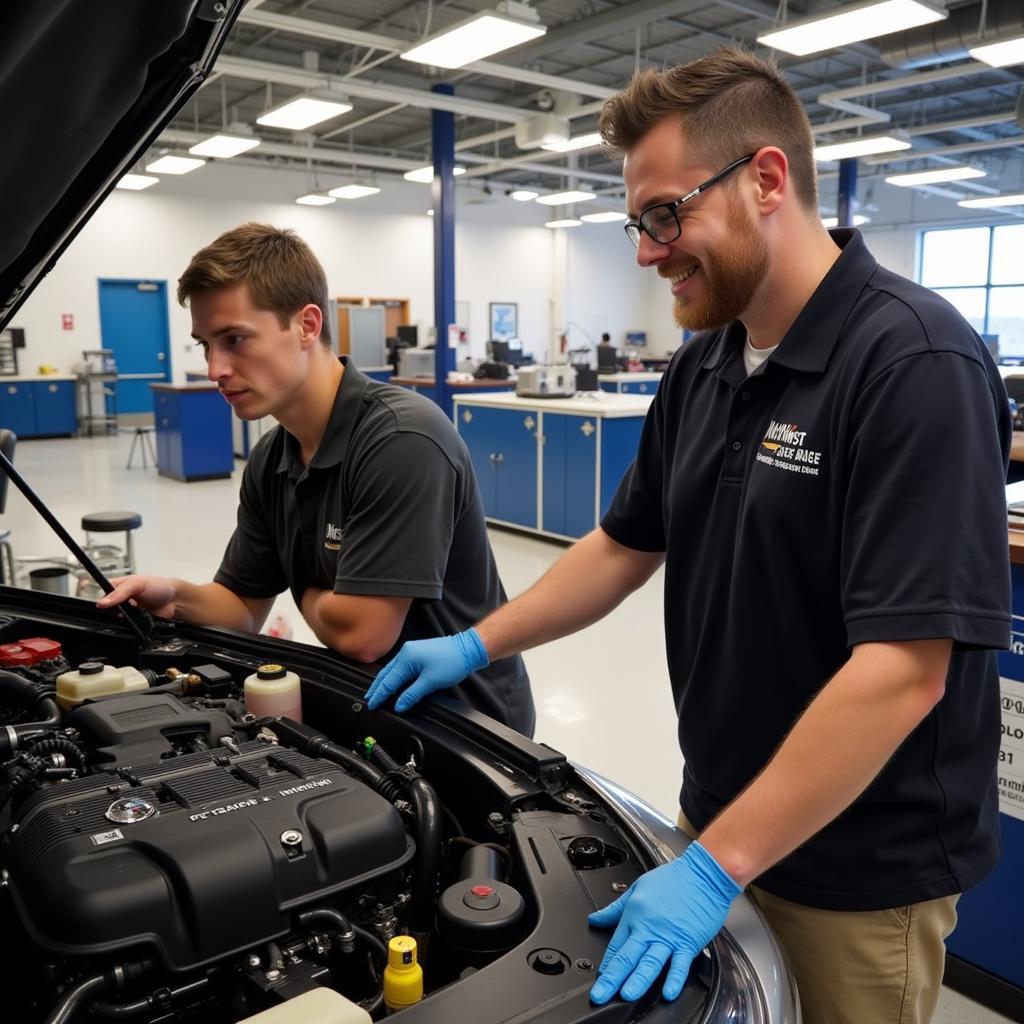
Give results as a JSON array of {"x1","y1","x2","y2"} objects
[{"x1": 624, "y1": 154, "x2": 756, "y2": 248}]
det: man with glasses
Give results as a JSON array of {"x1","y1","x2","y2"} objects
[
  {"x1": 366, "y1": 48, "x2": 1009, "y2": 1022},
  {"x1": 99, "y1": 222, "x2": 534, "y2": 737}
]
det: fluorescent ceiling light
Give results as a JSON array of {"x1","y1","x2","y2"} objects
[
  {"x1": 969, "y1": 34, "x2": 1024, "y2": 67},
  {"x1": 116, "y1": 174, "x2": 159, "y2": 191},
  {"x1": 401, "y1": 2, "x2": 546, "y2": 69},
  {"x1": 757, "y1": 0, "x2": 945, "y2": 56},
  {"x1": 509, "y1": 189, "x2": 539, "y2": 201},
  {"x1": 541, "y1": 132, "x2": 603, "y2": 154},
  {"x1": 328, "y1": 183, "x2": 382, "y2": 199},
  {"x1": 188, "y1": 133, "x2": 261, "y2": 158},
  {"x1": 536, "y1": 189, "x2": 596, "y2": 206},
  {"x1": 257, "y1": 95, "x2": 352, "y2": 131},
  {"x1": 821, "y1": 214, "x2": 871, "y2": 227},
  {"x1": 295, "y1": 193, "x2": 336, "y2": 206},
  {"x1": 813, "y1": 135, "x2": 912, "y2": 161},
  {"x1": 885, "y1": 166, "x2": 986, "y2": 187},
  {"x1": 145, "y1": 155, "x2": 205, "y2": 175},
  {"x1": 403, "y1": 165, "x2": 466, "y2": 183},
  {"x1": 426, "y1": 209, "x2": 435, "y2": 216},
  {"x1": 958, "y1": 193, "x2": 1024, "y2": 209},
  {"x1": 545, "y1": 218, "x2": 582, "y2": 228},
  {"x1": 581, "y1": 211, "x2": 628, "y2": 223}
]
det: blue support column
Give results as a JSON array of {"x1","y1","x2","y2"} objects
[
  {"x1": 837, "y1": 158, "x2": 857, "y2": 228},
  {"x1": 431, "y1": 83, "x2": 456, "y2": 420}
]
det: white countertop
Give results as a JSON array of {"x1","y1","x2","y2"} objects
[
  {"x1": 2, "y1": 374, "x2": 76, "y2": 382},
  {"x1": 598, "y1": 371, "x2": 664, "y2": 383},
  {"x1": 453, "y1": 390, "x2": 654, "y2": 417}
]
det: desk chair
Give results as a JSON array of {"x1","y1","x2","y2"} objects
[{"x1": 0, "y1": 429, "x2": 15, "y2": 584}]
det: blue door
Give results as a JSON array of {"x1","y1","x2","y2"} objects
[{"x1": 98, "y1": 279, "x2": 171, "y2": 414}]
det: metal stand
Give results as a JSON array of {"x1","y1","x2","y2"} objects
[{"x1": 77, "y1": 374, "x2": 118, "y2": 435}]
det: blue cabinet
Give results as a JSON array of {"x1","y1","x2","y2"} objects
[
  {"x1": 35, "y1": 381, "x2": 77, "y2": 435},
  {"x1": 456, "y1": 396, "x2": 650, "y2": 541},
  {"x1": 0, "y1": 379, "x2": 77, "y2": 438},
  {"x1": 599, "y1": 374, "x2": 662, "y2": 395},
  {"x1": 152, "y1": 385, "x2": 233, "y2": 482},
  {"x1": 456, "y1": 405, "x2": 537, "y2": 529},
  {"x1": 542, "y1": 413, "x2": 597, "y2": 539}
]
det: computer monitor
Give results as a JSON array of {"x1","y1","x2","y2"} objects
[
  {"x1": 487, "y1": 340, "x2": 510, "y2": 363},
  {"x1": 597, "y1": 344, "x2": 619, "y2": 372},
  {"x1": 396, "y1": 324, "x2": 418, "y2": 347}
]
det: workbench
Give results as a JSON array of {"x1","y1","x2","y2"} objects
[{"x1": 454, "y1": 391, "x2": 652, "y2": 541}]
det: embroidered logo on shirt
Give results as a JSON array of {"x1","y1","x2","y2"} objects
[
  {"x1": 324, "y1": 522, "x2": 343, "y2": 550},
  {"x1": 756, "y1": 420, "x2": 823, "y2": 477}
]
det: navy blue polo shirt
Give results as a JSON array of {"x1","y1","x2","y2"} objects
[
  {"x1": 603, "y1": 230, "x2": 1011, "y2": 911},
  {"x1": 215, "y1": 359, "x2": 535, "y2": 736}
]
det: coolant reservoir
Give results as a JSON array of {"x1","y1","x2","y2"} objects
[
  {"x1": 55, "y1": 662, "x2": 151, "y2": 709},
  {"x1": 244, "y1": 663, "x2": 302, "y2": 721}
]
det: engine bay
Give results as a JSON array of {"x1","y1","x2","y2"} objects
[{"x1": 0, "y1": 598, "x2": 719, "y2": 1023}]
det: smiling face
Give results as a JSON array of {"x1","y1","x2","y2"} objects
[
  {"x1": 624, "y1": 117, "x2": 770, "y2": 332},
  {"x1": 190, "y1": 282, "x2": 321, "y2": 422}
]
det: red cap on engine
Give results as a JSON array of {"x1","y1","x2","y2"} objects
[{"x1": 0, "y1": 637, "x2": 63, "y2": 666}]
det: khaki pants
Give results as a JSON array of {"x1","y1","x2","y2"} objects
[{"x1": 676, "y1": 812, "x2": 959, "y2": 1024}]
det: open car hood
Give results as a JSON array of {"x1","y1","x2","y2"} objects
[{"x1": 0, "y1": 0, "x2": 244, "y2": 330}]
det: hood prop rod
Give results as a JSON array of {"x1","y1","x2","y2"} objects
[{"x1": 0, "y1": 451, "x2": 151, "y2": 644}]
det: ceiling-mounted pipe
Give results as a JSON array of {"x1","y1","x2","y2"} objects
[{"x1": 877, "y1": 0, "x2": 1024, "y2": 69}]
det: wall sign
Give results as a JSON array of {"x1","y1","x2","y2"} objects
[{"x1": 61, "y1": 314, "x2": 74, "y2": 331}]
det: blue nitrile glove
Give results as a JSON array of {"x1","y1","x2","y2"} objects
[
  {"x1": 588, "y1": 841, "x2": 741, "y2": 1005},
  {"x1": 363, "y1": 628, "x2": 489, "y2": 713}
]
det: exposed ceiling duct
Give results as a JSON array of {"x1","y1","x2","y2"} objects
[{"x1": 878, "y1": 0, "x2": 1024, "y2": 68}]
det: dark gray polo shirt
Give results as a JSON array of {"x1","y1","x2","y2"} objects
[
  {"x1": 215, "y1": 358, "x2": 534, "y2": 736},
  {"x1": 603, "y1": 230, "x2": 1011, "y2": 911}
]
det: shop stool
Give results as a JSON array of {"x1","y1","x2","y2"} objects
[
  {"x1": 124, "y1": 426, "x2": 156, "y2": 469},
  {"x1": 81, "y1": 511, "x2": 142, "y2": 576}
]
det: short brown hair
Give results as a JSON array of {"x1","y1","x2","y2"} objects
[
  {"x1": 599, "y1": 47, "x2": 818, "y2": 210},
  {"x1": 178, "y1": 222, "x2": 331, "y2": 344}
]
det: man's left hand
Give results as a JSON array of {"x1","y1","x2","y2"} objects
[{"x1": 587, "y1": 841, "x2": 741, "y2": 1005}]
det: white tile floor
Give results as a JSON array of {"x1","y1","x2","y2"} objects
[{"x1": 2, "y1": 433, "x2": 1013, "y2": 1024}]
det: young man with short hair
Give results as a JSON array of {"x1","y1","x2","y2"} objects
[
  {"x1": 100, "y1": 222, "x2": 534, "y2": 736},
  {"x1": 365, "y1": 49, "x2": 1010, "y2": 1021}
]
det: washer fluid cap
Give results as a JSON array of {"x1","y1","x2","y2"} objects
[
  {"x1": 79, "y1": 661, "x2": 103, "y2": 675},
  {"x1": 257, "y1": 663, "x2": 286, "y2": 680}
]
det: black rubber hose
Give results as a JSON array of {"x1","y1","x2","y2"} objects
[
  {"x1": 269, "y1": 718, "x2": 400, "y2": 798},
  {"x1": 25, "y1": 736, "x2": 86, "y2": 770},
  {"x1": 368, "y1": 744, "x2": 443, "y2": 936},
  {"x1": 296, "y1": 907, "x2": 389, "y2": 963},
  {"x1": 88, "y1": 977, "x2": 211, "y2": 1020},
  {"x1": 43, "y1": 972, "x2": 111, "y2": 1024},
  {"x1": 0, "y1": 702, "x2": 62, "y2": 761},
  {"x1": 0, "y1": 670, "x2": 62, "y2": 757}
]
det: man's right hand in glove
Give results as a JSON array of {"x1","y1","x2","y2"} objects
[{"x1": 364, "y1": 628, "x2": 490, "y2": 713}]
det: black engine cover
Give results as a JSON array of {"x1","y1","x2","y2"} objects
[{"x1": 6, "y1": 716, "x2": 413, "y2": 970}]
